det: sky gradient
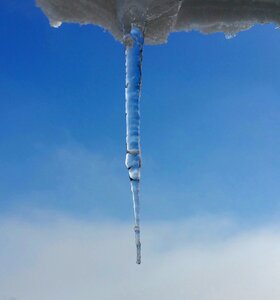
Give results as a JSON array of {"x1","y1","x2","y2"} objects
[
  {"x1": 1, "y1": 1, "x2": 280, "y2": 223},
  {"x1": 1, "y1": 2, "x2": 280, "y2": 298}
]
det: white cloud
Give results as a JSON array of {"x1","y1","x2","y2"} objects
[
  {"x1": 7, "y1": 144, "x2": 129, "y2": 217},
  {"x1": 1, "y1": 215, "x2": 280, "y2": 300}
]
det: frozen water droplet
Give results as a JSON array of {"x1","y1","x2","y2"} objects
[
  {"x1": 50, "y1": 20, "x2": 62, "y2": 28},
  {"x1": 225, "y1": 32, "x2": 237, "y2": 40},
  {"x1": 125, "y1": 27, "x2": 144, "y2": 264}
]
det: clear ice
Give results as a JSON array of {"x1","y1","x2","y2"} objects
[
  {"x1": 36, "y1": 0, "x2": 280, "y2": 264},
  {"x1": 124, "y1": 27, "x2": 144, "y2": 264}
]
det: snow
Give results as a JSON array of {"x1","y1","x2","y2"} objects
[{"x1": 37, "y1": 0, "x2": 280, "y2": 44}]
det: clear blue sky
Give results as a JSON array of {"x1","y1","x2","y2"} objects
[{"x1": 1, "y1": 0, "x2": 280, "y2": 224}]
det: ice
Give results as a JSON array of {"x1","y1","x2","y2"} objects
[
  {"x1": 36, "y1": 0, "x2": 280, "y2": 264},
  {"x1": 124, "y1": 27, "x2": 144, "y2": 264},
  {"x1": 50, "y1": 20, "x2": 62, "y2": 28},
  {"x1": 37, "y1": 0, "x2": 280, "y2": 44}
]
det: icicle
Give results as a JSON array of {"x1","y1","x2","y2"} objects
[{"x1": 124, "y1": 27, "x2": 144, "y2": 265}]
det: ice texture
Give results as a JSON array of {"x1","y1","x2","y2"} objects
[
  {"x1": 124, "y1": 27, "x2": 144, "y2": 264},
  {"x1": 37, "y1": 0, "x2": 280, "y2": 44}
]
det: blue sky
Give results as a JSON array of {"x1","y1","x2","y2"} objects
[{"x1": 1, "y1": 0, "x2": 280, "y2": 224}]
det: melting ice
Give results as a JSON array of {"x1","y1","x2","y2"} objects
[
  {"x1": 36, "y1": 0, "x2": 280, "y2": 263},
  {"x1": 124, "y1": 27, "x2": 144, "y2": 264}
]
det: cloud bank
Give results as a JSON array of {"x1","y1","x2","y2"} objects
[
  {"x1": 36, "y1": 0, "x2": 280, "y2": 44},
  {"x1": 1, "y1": 215, "x2": 280, "y2": 300}
]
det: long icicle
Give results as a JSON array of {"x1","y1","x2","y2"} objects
[{"x1": 124, "y1": 27, "x2": 144, "y2": 264}]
